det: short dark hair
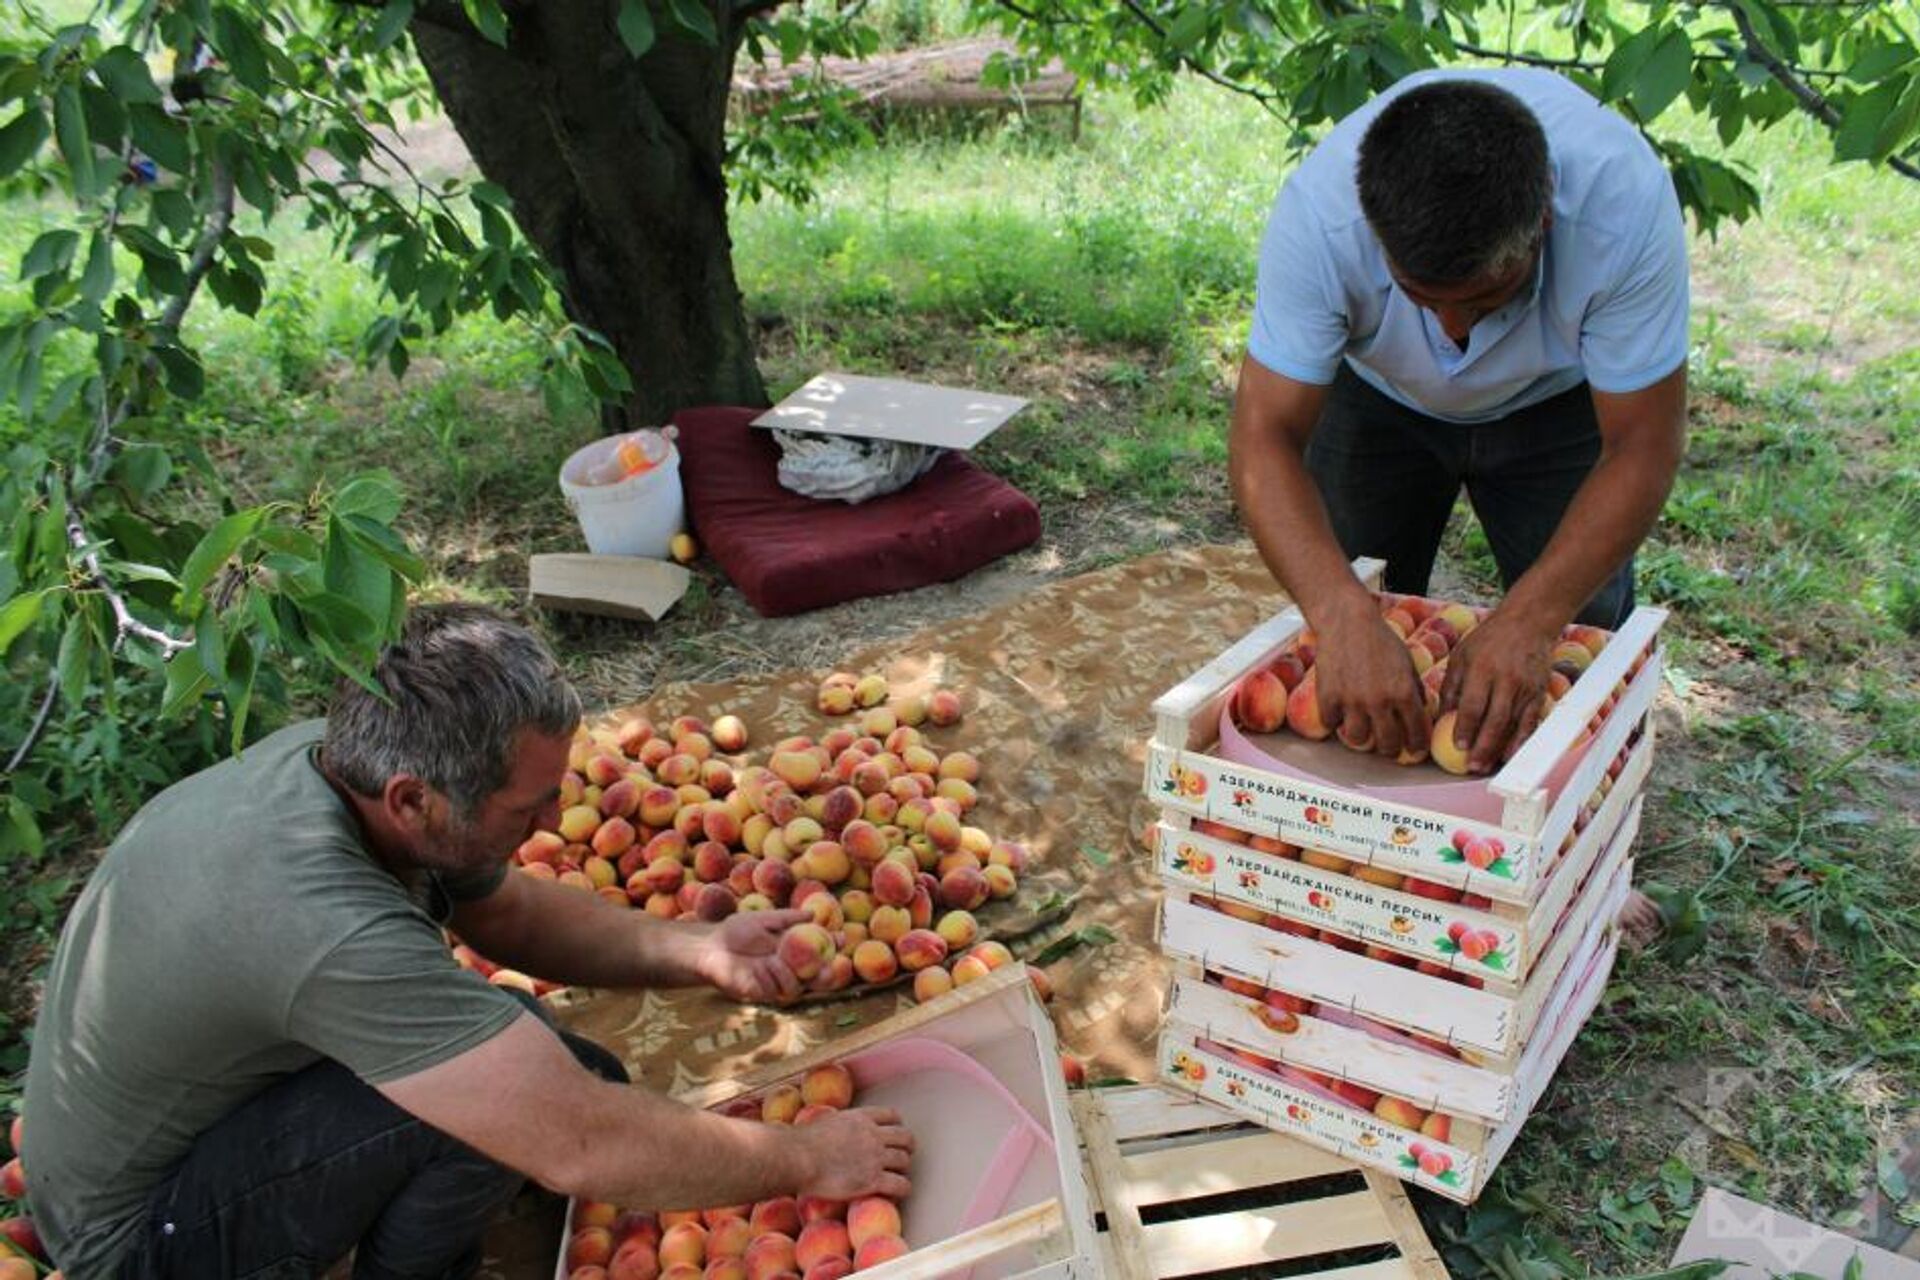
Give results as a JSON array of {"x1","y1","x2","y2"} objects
[
  {"x1": 1356, "y1": 79, "x2": 1551, "y2": 285},
  {"x1": 323, "y1": 603, "x2": 581, "y2": 816}
]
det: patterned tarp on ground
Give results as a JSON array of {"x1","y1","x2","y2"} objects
[{"x1": 467, "y1": 542, "x2": 1287, "y2": 1279}]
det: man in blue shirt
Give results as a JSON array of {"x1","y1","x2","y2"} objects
[{"x1": 1230, "y1": 70, "x2": 1687, "y2": 797}]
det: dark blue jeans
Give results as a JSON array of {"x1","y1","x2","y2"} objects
[
  {"x1": 1304, "y1": 365, "x2": 1634, "y2": 628},
  {"x1": 116, "y1": 993, "x2": 627, "y2": 1280}
]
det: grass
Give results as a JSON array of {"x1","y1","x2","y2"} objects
[{"x1": 5, "y1": 35, "x2": 1920, "y2": 1274}]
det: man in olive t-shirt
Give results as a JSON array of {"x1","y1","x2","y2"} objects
[{"x1": 23, "y1": 605, "x2": 915, "y2": 1280}]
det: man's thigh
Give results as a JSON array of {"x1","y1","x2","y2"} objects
[
  {"x1": 1303, "y1": 366, "x2": 1466, "y2": 595},
  {"x1": 1462, "y1": 383, "x2": 1634, "y2": 626}
]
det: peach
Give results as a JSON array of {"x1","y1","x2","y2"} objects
[
  {"x1": 1335, "y1": 717, "x2": 1374, "y2": 753},
  {"x1": 802, "y1": 894, "x2": 844, "y2": 932},
  {"x1": 1374, "y1": 1096, "x2": 1428, "y2": 1130},
  {"x1": 747, "y1": 858, "x2": 793, "y2": 902},
  {"x1": 609, "y1": 1240, "x2": 661, "y2": 1280},
  {"x1": 659, "y1": 754, "x2": 705, "y2": 788},
  {"x1": 801, "y1": 1063, "x2": 855, "y2": 1110},
  {"x1": 777, "y1": 924, "x2": 836, "y2": 982},
  {"x1": 858, "y1": 707, "x2": 897, "y2": 739},
  {"x1": 636, "y1": 786, "x2": 679, "y2": 829},
  {"x1": 894, "y1": 929, "x2": 949, "y2": 972},
  {"x1": 966, "y1": 940, "x2": 1014, "y2": 970},
  {"x1": 838, "y1": 889, "x2": 875, "y2": 925},
  {"x1": 935, "y1": 850, "x2": 981, "y2": 881},
  {"x1": 852, "y1": 1235, "x2": 909, "y2": 1269},
  {"x1": 795, "y1": 1220, "x2": 851, "y2": 1270},
  {"x1": 559, "y1": 804, "x2": 603, "y2": 843},
  {"x1": 517, "y1": 830, "x2": 566, "y2": 866},
  {"x1": 1420, "y1": 1111, "x2": 1453, "y2": 1142},
  {"x1": 935, "y1": 751, "x2": 979, "y2": 784},
  {"x1": 817, "y1": 785, "x2": 861, "y2": 829},
  {"x1": 597, "y1": 776, "x2": 642, "y2": 819},
  {"x1": 743, "y1": 1231, "x2": 797, "y2": 1279},
  {"x1": 1427, "y1": 711, "x2": 1472, "y2": 774},
  {"x1": 584, "y1": 856, "x2": 619, "y2": 889},
  {"x1": 912, "y1": 966, "x2": 954, "y2": 1002},
  {"x1": 987, "y1": 839, "x2": 1029, "y2": 872},
  {"x1": 950, "y1": 953, "x2": 992, "y2": 986},
  {"x1": 585, "y1": 753, "x2": 628, "y2": 788},
  {"x1": 935, "y1": 910, "x2": 980, "y2": 950},
  {"x1": 1351, "y1": 865, "x2": 1404, "y2": 889},
  {"x1": 695, "y1": 884, "x2": 739, "y2": 922},
  {"x1": 868, "y1": 905, "x2": 911, "y2": 945},
  {"x1": 705, "y1": 1261, "x2": 748, "y2": 1280},
  {"x1": 1285, "y1": 674, "x2": 1331, "y2": 739},
  {"x1": 707, "y1": 714, "x2": 748, "y2": 753},
  {"x1": 570, "y1": 1226, "x2": 617, "y2": 1270},
  {"x1": 1564, "y1": 623, "x2": 1609, "y2": 658},
  {"x1": 707, "y1": 1217, "x2": 753, "y2": 1259},
  {"x1": 1028, "y1": 966, "x2": 1054, "y2": 1001},
  {"x1": 1435, "y1": 603, "x2": 1477, "y2": 636},
  {"x1": 1234, "y1": 669, "x2": 1288, "y2": 733},
  {"x1": 908, "y1": 885, "x2": 935, "y2": 929},
  {"x1": 770, "y1": 750, "x2": 823, "y2": 791},
  {"x1": 802, "y1": 1261, "x2": 852, "y2": 1280},
  {"x1": 926, "y1": 688, "x2": 963, "y2": 725},
  {"x1": 981, "y1": 864, "x2": 1018, "y2": 900},
  {"x1": 797, "y1": 1197, "x2": 845, "y2": 1224},
  {"x1": 849, "y1": 673, "x2": 888, "y2": 708},
  {"x1": 1299, "y1": 849, "x2": 1353, "y2": 874},
  {"x1": 868, "y1": 860, "x2": 916, "y2": 909},
  {"x1": 658, "y1": 1268, "x2": 701, "y2": 1280},
  {"x1": 1060, "y1": 1052, "x2": 1086, "y2": 1086},
  {"x1": 660, "y1": 1222, "x2": 707, "y2": 1268},
  {"x1": 808, "y1": 953, "x2": 854, "y2": 993},
  {"x1": 934, "y1": 777, "x2": 978, "y2": 810},
  {"x1": 861, "y1": 793, "x2": 899, "y2": 825},
  {"x1": 1402, "y1": 877, "x2": 1465, "y2": 904},
  {"x1": 838, "y1": 820, "x2": 887, "y2": 867},
  {"x1": 939, "y1": 866, "x2": 989, "y2": 911},
  {"x1": 749, "y1": 1199, "x2": 800, "y2": 1237},
  {"x1": 689, "y1": 841, "x2": 731, "y2": 883},
  {"x1": 923, "y1": 810, "x2": 963, "y2": 852},
  {"x1": 850, "y1": 939, "x2": 898, "y2": 983},
  {"x1": 700, "y1": 806, "x2": 741, "y2": 847},
  {"x1": 794, "y1": 842, "x2": 852, "y2": 887}
]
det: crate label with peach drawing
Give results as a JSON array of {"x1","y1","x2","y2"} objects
[
  {"x1": 1146, "y1": 745, "x2": 1540, "y2": 892},
  {"x1": 1156, "y1": 824, "x2": 1522, "y2": 979},
  {"x1": 1157, "y1": 1037, "x2": 1480, "y2": 1197}
]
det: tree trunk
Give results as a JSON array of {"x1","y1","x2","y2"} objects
[{"x1": 410, "y1": 2, "x2": 766, "y2": 427}]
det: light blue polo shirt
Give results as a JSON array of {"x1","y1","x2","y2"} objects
[{"x1": 1249, "y1": 68, "x2": 1690, "y2": 423}]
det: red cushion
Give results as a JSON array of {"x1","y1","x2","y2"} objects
[{"x1": 671, "y1": 406, "x2": 1043, "y2": 617}]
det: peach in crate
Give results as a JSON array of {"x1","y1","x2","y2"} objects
[
  {"x1": 552, "y1": 965, "x2": 1099, "y2": 1280},
  {"x1": 1144, "y1": 557, "x2": 1666, "y2": 905}
]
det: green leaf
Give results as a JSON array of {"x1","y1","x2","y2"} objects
[
  {"x1": 0, "y1": 588, "x2": 53, "y2": 652},
  {"x1": 332, "y1": 472, "x2": 405, "y2": 523},
  {"x1": 175, "y1": 507, "x2": 266, "y2": 611},
  {"x1": 53, "y1": 82, "x2": 97, "y2": 197},
  {"x1": 1601, "y1": 26, "x2": 1657, "y2": 104},
  {"x1": 20, "y1": 229, "x2": 81, "y2": 281},
  {"x1": 1, "y1": 796, "x2": 46, "y2": 862},
  {"x1": 212, "y1": 6, "x2": 273, "y2": 95},
  {"x1": 153, "y1": 344, "x2": 205, "y2": 399},
  {"x1": 1836, "y1": 79, "x2": 1904, "y2": 161},
  {"x1": 224, "y1": 629, "x2": 256, "y2": 750},
  {"x1": 78, "y1": 229, "x2": 114, "y2": 306},
  {"x1": 664, "y1": 0, "x2": 717, "y2": 45},
  {"x1": 1632, "y1": 29, "x2": 1693, "y2": 122},
  {"x1": 323, "y1": 516, "x2": 394, "y2": 632},
  {"x1": 56, "y1": 607, "x2": 92, "y2": 706},
  {"x1": 128, "y1": 102, "x2": 191, "y2": 173},
  {"x1": 462, "y1": 0, "x2": 510, "y2": 45},
  {"x1": 160, "y1": 646, "x2": 212, "y2": 718},
  {"x1": 1166, "y1": 6, "x2": 1209, "y2": 51},
  {"x1": 111, "y1": 441, "x2": 171, "y2": 502},
  {"x1": 93, "y1": 46, "x2": 164, "y2": 103},
  {"x1": 1868, "y1": 75, "x2": 1920, "y2": 163},
  {"x1": 371, "y1": 0, "x2": 415, "y2": 50},
  {"x1": 617, "y1": 0, "x2": 656, "y2": 58},
  {"x1": 1880, "y1": 1150, "x2": 1911, "y2": 1204},
  {"x1": 0, "y1": 104, "x2": 50, "y2": 179},
  {"x1": 1848, "y1": 39, "x2": 1917, "y2": 85}
]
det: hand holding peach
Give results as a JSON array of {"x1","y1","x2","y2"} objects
[{"x1": 790, "y1": 1107, "x2": 914, "y2": 1203}]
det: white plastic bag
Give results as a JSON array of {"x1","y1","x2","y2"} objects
[{"x1": 771, "y1": 429, "x2": 942, "y2": 504}]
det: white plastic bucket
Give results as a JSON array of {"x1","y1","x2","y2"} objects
[{"x1": 558, "y1": 432, "x2": 685, "y2": 558}]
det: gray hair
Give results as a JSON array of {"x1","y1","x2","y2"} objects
[{"x1": 323, "y1": 603, "x2": 581, "y2": 817}]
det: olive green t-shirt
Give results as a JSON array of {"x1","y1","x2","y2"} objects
[{"x1": 22, "y1": 720, "x2": 522, "y2": 1279}]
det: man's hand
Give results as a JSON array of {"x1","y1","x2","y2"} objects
[
  {"x1": 1439, "y1": 609, "x2": 1558, "y2": 774},
  {"x1": 692, "y1": 909, "x2": 809, "y2": 1003},
  {"x1": 791, "y1": 1107, "x2": 915, "y2": 1201},
  {"x1": 1315, "y1": 602, "x2": 1429, "y2": 760}
]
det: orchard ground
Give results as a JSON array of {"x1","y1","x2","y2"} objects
[{"x1": 3, "y1": 68, "x2": 1919, "y2": 1276}]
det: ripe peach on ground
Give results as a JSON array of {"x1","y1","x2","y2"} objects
[
  {"x1": 1028, "y1": 966, "x2": 1053, "y2": 1001},
  {"x1": 809, "y1": 953, "x2": 854, "y2": 993},
  {"x1": 695, "y1": 884, "x2": 739, "y2": 922},
  {"x1": 967, "y1": 940, "x2": 1014, "y2": 970},
  {"x1": 934, "y1": 777, "x2": 978, "y2": 810},
  {"x1": 751, "y1": 858, "x2": 796, "y2": 902},
  {"x1": 922, "y1": 809, "x2": 963, "y2": 852},
  {"x1": 559, "y1": 804, "x2": 603, "y2": 843},
  {"x1": 584, "y1": 857, "x2": 619, "y2": 889},
  {"x1": 987, "y1": 839, "x2": 1029, "y2": 872},
  {"x1": 839, "y1": 820, "x2": 887, "y2": 867},
  {"x1": 935, "y1": 910, "x2": 980, "y2": 950},
  {"x1": 704, "y1": 1261, "x2": 747, "y2": 1280},
  {"x1": 950, "y1": 953, "x2": 993, "y2": 986},
  {"x1": 926, "y1": 688, "x2": 962, "y2": 725},
  {"x1": 868, "y1": 904, "x2": 911, "y2": 944},
  {"x1": 777, "y1": 924, "x2": 836, "y2": 982},
  {"x1": 869, "y1": 859, "x2": 916, "y2": 909},
  {"x1": 939, "y1": 866, "x2": 989, "y2": 911},
  {"x1": 803, "y1": 893, "x2": 844, "y2": 931},
  {"x1": 908, "y1": 885, "x2": 935, "y2": 929},
  {"x1": 935, "y1": 850, "x2": 981, "y2": 880},
  {"x1": 559, "y1": 869, "x2": 596, "y2": 892},
  {"x1": 850, "y1": 939, "x2": 898, "y2": 983},
  {"x1": 770, "y1": 750, "x2": 824, "y2": 791},
  {"x1": 853, "y1": 1235, "x2": 909, "y2": 1268},
  {"x1": 707, "y1": 714, "x2": 748, "y2": 753},
  {"x1": 982, "y1": 864, "x2": 1018, "y2": 900},
  {"x1": 895, "y1": 929, "x2": 949, "y2": 972}
]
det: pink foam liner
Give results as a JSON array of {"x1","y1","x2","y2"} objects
[
  {"x1": 1215, "y1": 704, "x2": 1590, "y2": 826},
  {"x1": 843, "y1": 1036, "x2": 1057, "y2": 1277}
]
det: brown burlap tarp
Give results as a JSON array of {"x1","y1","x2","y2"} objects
[{"x1": 473, "y1": 543, "x2": 1284, "y2": 1278}]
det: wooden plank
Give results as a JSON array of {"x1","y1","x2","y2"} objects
[
  {"x1": 1138, "y1": 1189, "x2": 1398, "y2": 1274},
  {"x1": 857, "y1": 1198, "x2": 1068, "y2": 1280},
  {"x1": 1072, "y1": 1093, "x2": 1156, "y2": 1280},
  {"x1": 527, "y1": 552, "x2": 689, "y2": 622},
  {"x1": 1526, "y1": 647, "x2": 1663, "y2": 878},
  {"x1": 1361, "y1": 1170, "x2": 1454, "y2": 1280},
  {"x1": 1096, "y1": 1084, "x2": 1247, "y2": 1143},
  {"x1": 1121, "y1": 1129, "x2": 1357, "y2": 1202}
]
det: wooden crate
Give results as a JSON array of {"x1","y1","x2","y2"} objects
[
  {"x1": 1157, "y1": 801, "x2": 1638, "y2": 1059},
  {"x1": 1159, "y1": 849, "x2": 1626, "y2": 1126},
  {"x1": 1143, "y1": 558, "x2": 1667, "y2": 907},
  {"x1": 1154, "y1": 720, "x2": 1650, "y2": 985},
  {"x1": 556, "y1": 965, "x2": 1101, "y2": 1279},
  {"x1": 1157, "y1": 887, "x2": 1622, "y2": 1205},
  {"x1": 1071, "y1": 1085, "x2": 1448, "y2": 1280}
]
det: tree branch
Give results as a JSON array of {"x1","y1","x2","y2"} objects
[
  {"x1": 5, "y1": 680, "x2": 60, "y2": 775},
  {"x1": 1725, "y1": 2, "x2": 1920, "y2": 181},
  {"x1": 332, "y1": 0, "x2": 489, "y2": 39},
  {"x1": 1114, "y1": 0, "x2": 1279, "y2": 107}
]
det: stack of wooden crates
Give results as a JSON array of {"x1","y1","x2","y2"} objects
[{"x1": 1143, "y1": 559, "x2": 1667, "y2": 1203}]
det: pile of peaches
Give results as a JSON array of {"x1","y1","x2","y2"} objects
[
  {"x1": 0, "y1": 1113, "x2": 56, "y2": 1280},
  {"x1": 562, "y1": 1063, "x2": 909, "y2": 1280},
  {"x1": 459, "y1": 674, "x2": 1040, "y2": 1003},
  {"x1": 1230, "y1": 592, "x2": 1611, "y2": 773}
]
